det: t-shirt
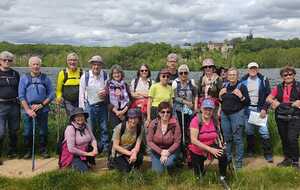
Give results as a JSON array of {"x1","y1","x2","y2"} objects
[
  {"x1": 148, "y1": 83, "x2": 174, "y2": 107},
  {"x1": 270, "y1": 84, "x2": 293, "y2": 103},
  {"x1": 112, "y1": 123, "x2": 142, "y2": 157},
  {"x1": 130, "y1": 78, "x2": 154, "y2": 99},
  {"x1": 188, "y1": 116, "x2": 218, "y2": 156},
  {"x1": 247, "y1": 77, "x2": 259, "y2": 105}
]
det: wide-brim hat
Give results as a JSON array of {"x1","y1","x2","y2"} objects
[
  {"x1": 69, "y1": 107, "x2": 89, "y2": 121},
  {"x1": 88, "y1": 55, "x2": 104, "y2": 64},
  {"x1": 201, "y1": 58, "x2": 216, "y2": 69}
]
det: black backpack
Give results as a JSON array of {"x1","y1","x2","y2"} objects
[{"x1": 107, "y1": 121, "x2": 142, "y2": 169}]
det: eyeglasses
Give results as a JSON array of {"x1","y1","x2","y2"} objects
[
  {"x1": 203, "y1": 65, "x2": 214, "y2": 69},
  {"x1": 1, "y1": 59, "x2": 13, "y2": 62},
  {"x1": 179, "y1": 71, "x2": 188, "y2": 75},
  {"x1": 140, "y1": 69, "x2": 148, "y2": 73},
  {"x1": 160, "y1": 110, "x2": 171, "y2": 114},
  {"x1": 283, "y1": 73, "x2": 294, "y2": 77},
  {"x1": 161, "y1": 74, "x2": 170, "y2": 79}
]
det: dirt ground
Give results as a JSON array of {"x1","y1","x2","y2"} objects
[{"x1": 0, "y1": 156, "x2": 284, "y2": 178}]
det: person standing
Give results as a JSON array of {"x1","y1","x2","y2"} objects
[
  {"x1": 56, "y1": 52, "x2": 82, "y2": 116},
  {"x1": 155, "y1": 53, "x2": 179, "y2": 85},
  {"x1": 78, "y1": 55, "x2": 109, "y2": 153},
  {"x1": 241, "y1": 62, "x2": 273, "y2": 163},
  {"x1": 19, "y1": 56, "x2": 55, "y2": 158},
  {"x1": 219, "y1": 68, "x2": 250, "y2": 169},
  {"x1": 0, "y1": 51, "x2": 20, "y2": 163},
  {"x1": 267, "y1": 66, "x2": 300, "y2": 168}
]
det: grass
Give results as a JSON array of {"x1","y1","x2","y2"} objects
[{"x1": 1, "y1": 167, "x2": 300, "y2": 190}]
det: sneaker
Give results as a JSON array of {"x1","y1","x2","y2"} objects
[
  {"x1": 23, "y1": 151, "x2": 31, "y2": 159},
  {"x1": 219, "y1": 176, "x2": 231, "y2": 190},
  {"x1": 277, "y1": 158, "x2": 292, "y2": 167},
  {"x1": 264, "y1": 154, "x2": 274, "y2": 163}
]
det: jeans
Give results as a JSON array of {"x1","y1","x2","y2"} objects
[
  {"x1": 221, "y1": 109, "x2": 244, "y2": 167},
  {"x1": 72, "y1": 157, "x2": 89, "y2": 172},
  {"x1": 86, "y1": 102, "x2": 109, "y2": 151},
  {"x1": 150, "y1": 151, "x2": 177, "y2": 173},
  {"x1": 245, "y1": 106, "x2": 270, "y2": 139},
  {"x1": 275, "y1": 116, "x2": 300, "y2": 163},
  {"x1": 0, "y1": 102, "x2": 20, "y2": 151},
  {"x1": 64, "y1": 99, "x2": 78, "y2": 116},
  {"x1": 22, "y1": 109, "x2": 49, "y2": 151}
]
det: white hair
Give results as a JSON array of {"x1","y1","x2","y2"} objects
[{"x1": 28, "y1": 56, "x2": 42, "y2": 65}]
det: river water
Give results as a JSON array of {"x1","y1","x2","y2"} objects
[{"x1": 13, "y1": 67, "x2": 300, "y2": 88}]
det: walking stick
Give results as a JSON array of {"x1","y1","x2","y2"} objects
[
  {"x1": 32, "y1": 117, "x2": 36, "y2": 172},
  {"x1": 181, "y1": 111, "x2": 185, "y2": 145}
]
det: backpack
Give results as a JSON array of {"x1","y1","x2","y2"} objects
[
  {"x1": 176, "y1": 79, "x2": 196, "y2": 98},
  {"x1": 62, "y1": 68, "x2": 83, "y2": 85},
  {"x1": 133, "y1": 78, "x2": 152, "y2": 92},
  {"x1": 25, "y1": 73, "x2": 48, "y2": 95},
  {"x1": 84, "y1": 70, "x2": 108, "y2": 87},
  {"x1": 107, "y1": 121, "x2": 142, "y2": 169}
]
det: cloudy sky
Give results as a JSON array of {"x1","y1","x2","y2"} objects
[{"x1": 0, "y1": 0, "x2": 299, "y2": 46}]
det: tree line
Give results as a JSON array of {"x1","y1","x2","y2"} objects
[{"x1": 1, "y1": 37, "x2": 300, "y2": 70}]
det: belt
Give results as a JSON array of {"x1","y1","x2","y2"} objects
[{"x1": 0, "y1": 98, "x2": 18, "y2": 103}]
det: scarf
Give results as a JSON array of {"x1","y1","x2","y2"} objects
[
  {"x1": 71, "y1": 121, "x2": 87, "y2": 136},
  {"x1": 108, "y1": 80, "x2": 130, "y2": 109},
  {"x1": 201, "y1": 73, "x2": 219, "y2": 98}
]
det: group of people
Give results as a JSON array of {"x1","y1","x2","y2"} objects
[{"x1": 1, "y1": 50, "x2": 300, "y2": 188}]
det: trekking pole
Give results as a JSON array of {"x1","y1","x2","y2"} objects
[
  {"x1": 56, "y1": 104, "x2": 61, "y2": 144},
  {"x1": 181, "y1": 111, "x2": 185, "y2": 145},
  {"x1": 32, "y1": 117, "x2": 36, "y2": 172}
]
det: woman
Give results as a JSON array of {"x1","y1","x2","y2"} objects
[
  {"x1": 130, "y1": 64, "x2": 154, "y2": 117},
  {"x1": 266, "y1": 66, "x2": 300, "y2": 168},
  {"x1": 172, "y1": 64, "x2": 197, "y2": 162},
  {"x1": 189, "y1": 98, "x2": 229, "y2": 188},
  {"x1": 108, "y1": 64, "x2": 130, "y2": 127},
  {"x1": 145, "y1": 68, "x2": 174, "y2": 127},
  {"x1": 111, "y1": 108, "x2": 144, "y2": 172},
  {"x1": 59, "y1": 107, "x2": 98, "y2": 172},
  {"x1": 217, "y1": 66, "x2": 228, "y2": 85},
  {"x1": 197, "y1": 58, "x2": 223, "y2": 112},
  {"x1": 147, "y1": 101, "x2": 181, "y2": 173},
  {"x1": 219, "y1": 67, "x2": 250, "y2": 169}
]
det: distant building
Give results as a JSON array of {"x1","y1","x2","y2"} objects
[{"x1": 207, "y1": 41, "x2": 234, "y2": 57}]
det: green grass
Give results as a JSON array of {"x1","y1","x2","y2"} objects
[{"x1": 1, "y1": 167, "x2": 300, "y2": 190}]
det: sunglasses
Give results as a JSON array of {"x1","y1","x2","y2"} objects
[
  {"x1": 161, "y1": 74, "x2": 170, "y2": 79},
  {"x1": 1, "y1": 59, "x2": 13, "y2": 62},
  {"x1": 283, "y1": 73, "x2": 294, "y2": 77},
  {"x1": 179, "y1": 71, "x2": 188, "y2": 75},
  {"x1": 140, "y1": 69, "x2": 148, "y2": 73},
  {"x1": 203, "y1": 65, "x2": 214, "y2": 69},
  {"x1": 160, "y1": 110, "x2": 171, "y2": 114}
]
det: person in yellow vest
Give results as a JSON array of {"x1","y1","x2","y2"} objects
[{"x1": 56, "y1": 53, "x2": 83, "y2": 115}]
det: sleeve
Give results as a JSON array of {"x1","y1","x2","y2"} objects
[
  {"x1": 241, "y1": 84, "x2": 250, "y2": 106},
  {"x1": 46, "y1": 77, "x2": 55, "y2": 101},
  {"x1": 112, "y1": 124, "x2": 121, "y2": 141},
  {"x1": 56, "y1": 70, "x2": 64, "y2": 99},
  {"x1": 78, "y1": 73, "x2": 86, "y2": 109},
  {"x1": 130, "y1": 79, "x2": 135, "y2": 93},
  {"x1": 18, "y1": 75, "x2": 27, "y2": 102},
  {"x1": 146, "y1": 120, "x2": 163, "y2": 154},
  {"x1": 262, "y1": 77, "x2": 271, "y2": 110},
  {"x1": 189, "y1": 116, "x2": 199, "y2": 129},
  {"x1": 216, "y1": 77, "x2": 223, "y2": 94},
  {"x1": 171, "y1": 80, "x2": 177, "y2": 90},
  {"x1": 170, "y1": 86, "x2": 174, "y2": 98},
  {"x1": 86, "y1": 125, "x2": 97, "y2": 146},
  {"x1": 198, "y1": 77, "x2": 203, "y2": 96},
  {"x1": 167, "y1": 121, "x2": 182, "y2": 154},
  {"x1": 65, "y1": 126, "x2": 87, "y2": 156}
]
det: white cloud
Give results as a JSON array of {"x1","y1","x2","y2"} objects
[{"x1": 0, "y1": 0, "x2": 299, "y2": 46}]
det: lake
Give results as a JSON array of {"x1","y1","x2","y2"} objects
[{"x1": 13, "y1": 67, "x2": 300, "y2": 88}]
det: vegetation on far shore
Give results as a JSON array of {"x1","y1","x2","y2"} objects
[{"x1": 1, "y1": 37, "x2": 300, "y2": 70}]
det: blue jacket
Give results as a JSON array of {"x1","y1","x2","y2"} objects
[
  {"x1": 240, "y1": 73, "x2": 270, "y2": 111},
  {"x1": 18, "y1": 73, "x2": 55, "y2": 112}
]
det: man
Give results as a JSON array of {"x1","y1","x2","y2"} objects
[
  {"x1": 156, "y1": 53, "x2": 178, "y2": 85},
  {"x1": 18, "y1": 56, "x2": 55, "y2": 159},
  {"x1": 56, "y1": 52, "x2": 82, "y2": 116},
  {"x1": 0, "y1": 51, "x2": 20, "y2": 163},
  {"x1": 219, "y1": 68, "x2": 250, "y2": 169},
  {"x1": 79, "y1": 55, "x2": 109, "y2": 153},
  {"x1": 241, "y1": 62, "x2": 273, "y2": 163}
]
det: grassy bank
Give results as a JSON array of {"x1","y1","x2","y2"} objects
[{"x1": 1, "y1": 167, "x2": 300, "y2": 190}]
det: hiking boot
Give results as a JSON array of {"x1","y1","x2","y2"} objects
[
  {"x1": 23, "y1": 151, "x2": 31, "y2": 159},
  {"x1": 40, "y1": 150, "x2": 50, "y2": 159},
  {"x1": 7, "y1": 150, "x2": 18, "y2": 159},
  {"x1": 219, "y1": 176, "x2": 231, "y2": 190},
  {"x1": 277, "y1": 158, "x2": 292, "y2": 167},
  {"x1": 264, "y1": 154, "x2": 274, "y2": 163}
]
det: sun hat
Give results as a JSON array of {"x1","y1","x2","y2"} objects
[
  {"x1": 202, "y1": 58, "x2": 215, "y2": 68},
  {"x1": 88, "y1": 55, "x2": 104, "y2": 64},
  {"x1": 69, "y1": 107, "x2": 89, "y2": 121}
]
